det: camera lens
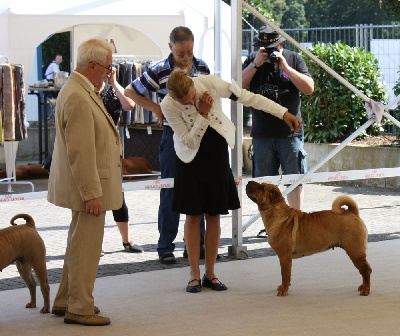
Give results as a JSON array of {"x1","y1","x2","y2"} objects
[
  {"x1": 269, "y1": 53, "x2": 278, "y2": 63},
  {"x1": 265, "y1": 48, "x2": 279, "y2": 63}
]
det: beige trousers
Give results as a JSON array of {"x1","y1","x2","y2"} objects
[{"x1": 53, "y1": 210, "x2": 105, "y2": 315}]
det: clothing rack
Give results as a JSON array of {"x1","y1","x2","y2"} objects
[
  {"x1": 0, "y1": 57, "x2": 35, "y2": 192},
  {"x1": 111, "y1": 55, "x2": 160, "y2": 163},
  {"x1": 112, "y1": 54, "x2": 162, "y2": 63},
  {"x1": 113, "y1": 54, "x2": 159, "y2": 127},
  {"x1": 0, "y1": 55, "x2": 9, "y2": 63}
]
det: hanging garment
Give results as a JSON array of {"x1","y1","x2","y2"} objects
[
  {"x1": 1, "y1": 63, "x2": 15, "y2": 141},
  {"x1": 13, "y1": 64, "x2": 27, "y2": 141},
  {"x1": 0, "y1": 66, "x2": 4, "y2": 143},
  {"x1": 0, "y1": 63, "x2": 27, "y2": 142}
]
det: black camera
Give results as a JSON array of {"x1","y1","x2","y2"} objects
[{"x1": 263, "y1": 48, "x2": 279, "y2": 63}]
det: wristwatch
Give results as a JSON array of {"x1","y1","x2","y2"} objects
[{"x1": 251, "y1": 60, "x2": 261, "y2": 70}]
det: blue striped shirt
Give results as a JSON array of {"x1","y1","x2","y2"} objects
[{"x1": 130, "y1": 53, "x2": 210, "y2": 103}]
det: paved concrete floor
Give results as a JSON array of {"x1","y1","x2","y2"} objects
[{"x1": 1, "y1": 178, "x2": 399, "y2": 291}]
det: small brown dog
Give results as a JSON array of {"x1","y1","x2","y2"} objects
[
  {"x1": 246, "y1": 181, "x2": 372, "y2": 296},
  {"x1": 0, "y1": 214, "x2": 50, "y2": 313},
  {"x1": 0, "y1": 157, "x2": 153, "y2": 181},
  {"x1": 0, "y1": 164, "x2": 49, "y2": 180},
  {"x1": 122, "y1": 157, "x2": 153, "y2": 180}
]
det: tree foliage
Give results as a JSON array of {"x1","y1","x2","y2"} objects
[
  {"x1": 223, "y1": 0, "x2": 289, "y2": 27},
  {"x1": 304, "y1": 0, "x2": 399, "y2": 26},
  {"x1": 300, "y1": 42, "x2": 388, "y2": 143},
  {"x1": 281, "y1": 0, "x2": 308, "y2": 28},
  {"x1": 370, "y1": 0, "x2": 400, "y2": 16},
  {"x1": 223, "y1": 0, "x2": 399, "y2": 28}
]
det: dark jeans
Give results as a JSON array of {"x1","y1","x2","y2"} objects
[{"x1": 157, "y1": 127, "x2": 205, "y2": 255}]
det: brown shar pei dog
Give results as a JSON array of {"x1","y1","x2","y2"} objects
[
  {"x1": 0, "y1": 214, "x2": 50, "y2": 313},
  {"x1": 245, "y1": 181, "x2": 372, "y2": 297}
]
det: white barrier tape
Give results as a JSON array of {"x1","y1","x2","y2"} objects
[
  {"x1": 243, "y1": 167, "x2": 400, "y2": 186},
  {"x1": 1, "y1": 167, "x2": 399, "y2": 203},
  {"x1": 0, "y1": 191, "x2": 48, "y2": 203},
  {"x1": 122, "y1": 178, "x2": 174, "y2": 192}
]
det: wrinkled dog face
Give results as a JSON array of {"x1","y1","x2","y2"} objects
[{"x1": 246, "y1": 181, "x2": 277, "y2": 208}]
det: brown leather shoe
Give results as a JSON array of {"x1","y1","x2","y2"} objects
[
  {"x1": 64, "y1": 308, "x2": 110, "y2": 326},
  {"x1": 52, "y1": 305, "x2": 100, "y2": 316}
]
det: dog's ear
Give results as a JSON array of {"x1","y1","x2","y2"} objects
[{"x1": 268, "y1": 187, "x2": 277, "y2": 202}]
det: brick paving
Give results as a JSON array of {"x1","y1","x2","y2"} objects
[{"x1": 1, "y1": 178, "x2": 399, "y2": 291}]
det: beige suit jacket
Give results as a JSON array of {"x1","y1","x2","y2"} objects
[{"x1": 47, "y1": 71, "x2": 123, "y2": 212}]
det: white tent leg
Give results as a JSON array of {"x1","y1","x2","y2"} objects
[
  {"x1": 3, "y1": 141, "x2": 18, "y2": 192},
  {"x1": 0, "y1": 141, "x2": 35, "y2": 193},
  {"x1": 229, "y1": 0, "x2": 247, "y2": 259}
]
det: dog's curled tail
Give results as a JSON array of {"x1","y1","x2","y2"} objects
[
  {"x1": 332, "y1": 196, "x2": 359, "y2": 216},
  {"x1": 10, "y1": 214, "x2": 36, "y2": 228}
]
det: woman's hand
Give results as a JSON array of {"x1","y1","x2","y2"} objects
[
  {"x1": 283, "y1": 111, "x2": 302, "y2": 133},
  {"x1": 198, "y1": 91, "x2": 213, "y2": 119},
  {"x1": 107, "y1": 67, "x2": 117, "y2": 86}
]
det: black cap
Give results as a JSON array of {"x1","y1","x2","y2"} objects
[{"x1": 253, "y1": 25, "x2": 286, "y2": 49}]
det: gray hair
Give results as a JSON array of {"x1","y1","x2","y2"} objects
[
  {"x1": 169, "y1": 26, "x2": 194, "y2": 44},
  {"x1": 76, "y1": 38, "x2": 113, "y2": 68}
]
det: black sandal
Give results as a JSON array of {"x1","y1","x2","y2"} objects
[
  {"x1": 256, "y1": 229, "x2": 268, "y2": 238},
  {"x1": 202, "y1": 275, "x2": 227, "y2": 291},
  {"x1": 186, "y1": 279, "x2": 201, "y2": 293},
  {"x1": 123, "y1": 242, "x2": 144, "y2": 253}
]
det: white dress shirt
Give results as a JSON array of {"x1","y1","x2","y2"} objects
[{"x1": 161, "y1": 75, "x2": 288, "y2": 163}]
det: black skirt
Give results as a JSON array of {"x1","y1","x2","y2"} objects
[{"x1": 172, "y1": 127, "x2": 241, "y2": 216}]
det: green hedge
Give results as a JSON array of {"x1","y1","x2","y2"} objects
[{"x1": 300, "y1": 42, "x2": 388, "y2": 143}]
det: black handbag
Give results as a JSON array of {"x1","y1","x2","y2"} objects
[{"x1": 101, "y1": 84, "x2": 122, "y2": 125}]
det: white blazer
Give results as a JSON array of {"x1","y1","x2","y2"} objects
[{"x1": 161, "y1": 75, "x2": 288, "y2": 163}]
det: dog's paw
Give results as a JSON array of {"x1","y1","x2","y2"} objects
[
  {"x1": 40, "y1": 306, "x2": 50, "y2": 314},
  {"x1": 358, "y1": 284, "x2": 370, "y2": 296},
  {"x1": 25, "y1": 302, "x2": 36, "y2": 309},
  {"x1": 277, "y1": 284, "x2": 289, "y2": 296}
]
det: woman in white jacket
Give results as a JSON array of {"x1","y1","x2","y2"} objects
[{"x1": 161, "y1": 70, "x2": 301, "y2": 293}]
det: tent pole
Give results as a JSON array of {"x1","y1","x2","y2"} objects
[{"x1": 228, "y1": 0, "x2": 247, "y2": 259}]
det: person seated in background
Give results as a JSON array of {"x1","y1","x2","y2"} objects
[{"x1": 44, "y1": 54, "x2": 63, "y2": 83}]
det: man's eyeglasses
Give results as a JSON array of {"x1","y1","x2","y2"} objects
[
  {"x1": 175, "y1": 51, "x2": 193, "y2": 58},
  {"x1": 93, "y1": 61, "x2": 113, "y2": 73},
  {"x1": 172, "y1": 48, "x2": 193, "y2": 59}
]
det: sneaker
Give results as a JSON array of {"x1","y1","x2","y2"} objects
[
  {"x1": 123, "y1": 242, "x2": 144, "y2": 253},
  {"x1": 64, "y1": 308, "x2": 110, "y2": 326},
  {"x1": 256, "y1": 229, "x2": 268, "y2": 238},
  {"x1": 159, "y1": 252, "x2": 177, "y2": 264}
]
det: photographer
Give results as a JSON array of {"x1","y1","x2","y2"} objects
[{"x1": 242, "y1": 24, "x2": 314, "y2": 238}]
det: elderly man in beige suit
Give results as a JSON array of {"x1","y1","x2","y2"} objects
[{"x1": 47, "y1": 38, "x2": 123, "y2": 326}]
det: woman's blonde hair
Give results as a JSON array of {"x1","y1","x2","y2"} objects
[{"x1": 166, "y1": 70, "x2": 194, "y2": 100}]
